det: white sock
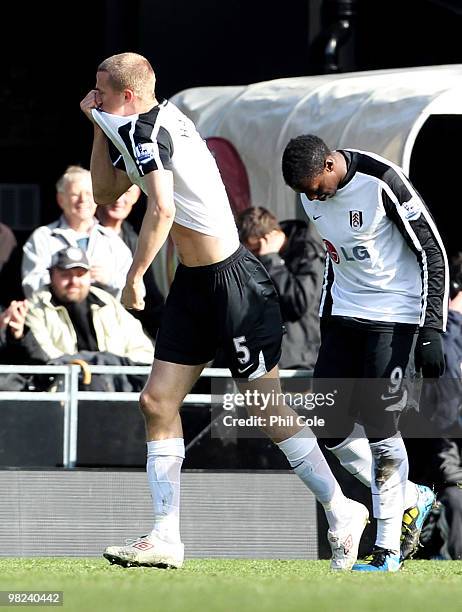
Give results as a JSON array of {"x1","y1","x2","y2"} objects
[
  {"x1": 326, "y1": 423, "x2": 372, "y2": 486},
  {"x1": 370, "y1": 434, "x2": 408, "y2": 552},
  {"x1": 376, "y1": 516, "x2": 403, "y2": 552},
  {"x1": 146, "y1": 438, "x2": 184, "y2": 544},
  {"x1": 277, "y1": 427, "x2": 350, "y2": 531},
  {"x1": 404, "y1": 481, "x2": 419, "y2": 509},
  {"x1": 328, "y1": 423, "x2": 419, "y2": 509}
]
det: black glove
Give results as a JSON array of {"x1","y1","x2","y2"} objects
[{"x1": 414, "y1": 327, "x2": 445, "y2": 378}]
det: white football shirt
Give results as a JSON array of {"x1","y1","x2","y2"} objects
[
  {"x1": 92, "y1": 100, "x2": 239, "y2": 251},
  {"x1": 300, "y1": 150, "x2": 448, "y2": 330}
]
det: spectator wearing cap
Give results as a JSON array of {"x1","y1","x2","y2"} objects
[
  {"x1": 22, "y1": 165, "x2": 133, "y2": 300},
  {"x1": 25, "y1": 246, "x2": 154, "y2": 364}
]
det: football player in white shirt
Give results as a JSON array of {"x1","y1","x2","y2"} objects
[
  {"x1": 282, "y1": 134, "x2": 448, "y2": 571},
  {"x1": 80, "y1": 54, "x2": 368, "y2": 571}
]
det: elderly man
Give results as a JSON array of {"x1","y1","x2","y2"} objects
[
  {"x1": 25, "y1": 246, "x2": 154, "y2": 365},
  {"x1": 22, "y1": 165, "x2": 133, "y2": 299}
]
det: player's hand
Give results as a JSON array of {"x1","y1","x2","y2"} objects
[
  {"x1": 80, "y1": 89, "x2": 101, "y2": 122},
  {"x1": 121, "y1": 279, "x2": 145, "y2": 311},
  {"x1": 414, "y1": 327, "x2": 445, "y2": 378}
]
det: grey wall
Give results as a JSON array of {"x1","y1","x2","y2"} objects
[{"x1": 0, "y1": 470, "x2": 318, "y2": 559}]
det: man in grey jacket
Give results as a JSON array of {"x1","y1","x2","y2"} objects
[{"x1": 22, "y1": 165, "x2": 133, "y2": 300}]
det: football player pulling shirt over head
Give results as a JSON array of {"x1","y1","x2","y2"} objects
[{"x1": 80, "y1": 54, "x2": 369, "y2": 571}]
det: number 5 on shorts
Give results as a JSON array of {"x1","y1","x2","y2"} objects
[{"x1": 233, "y1": 336, "x2": 250, "y2": 365}]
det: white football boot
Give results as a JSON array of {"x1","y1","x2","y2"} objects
[
  {"x1": 328, "y1": 499, "x2": 369, "y2": 570},
  {"x1": 103, "y1": 533, "x2": 184, "y2": 568}
]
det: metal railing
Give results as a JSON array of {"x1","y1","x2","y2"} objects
[{"x1": 0, "y1": 365, "x2": 311, "y2": 469}]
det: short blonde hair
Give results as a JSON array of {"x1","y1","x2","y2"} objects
[
  {"x1": 56, "y1": 166, "x2": 91, "y2": 193},
  {"x1": 98, "y1": 52, "x2": 156, "y2": 101}
]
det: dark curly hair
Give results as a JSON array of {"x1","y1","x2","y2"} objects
[{"x1": 282, "y1": 134, "x2": 331, "y2": 190}]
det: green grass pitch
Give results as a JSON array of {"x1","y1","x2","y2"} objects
[{"x1": 1, "y1": 558, "x2": 462, "y2": 612}]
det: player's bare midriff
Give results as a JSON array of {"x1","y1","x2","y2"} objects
[{"x1": 171, "y1": 222, "x2": 237, "y2": 267}]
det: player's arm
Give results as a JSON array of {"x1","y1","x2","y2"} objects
[
  {"x1": 381, "y1": 172, "x2": 448, "y2": 377},
  {"x1": 381, "y1": 179, "x2": 448, "y2": 331},
  {"x1": 121, "y1": 170, "x2": 175, "y2": 310},
  {"x1": 90, "y1": 125, "x2": 132, "y2": 204},
  {"x1": 80, "y1": 90, "x2": 132, "y2": 204}
]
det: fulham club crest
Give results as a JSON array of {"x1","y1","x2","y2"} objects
[{"x1": 349, "y1": 210, "x2": 363, "y2": 229}]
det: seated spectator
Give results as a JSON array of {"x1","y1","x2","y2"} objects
[
  {"x1": 22, "y1": 165, "x2": 133, "y2": 299},
  {"x1": 0, "y1": 300, "x2": 47, "y2": 390},
  {"x1": 25, "y1": 247, "x2": 154, "y2": 389},
  {"x1": 96, "y1": 185, "x2": 165, "y2": 339},
  {"x1": 236, "y1": 206, "x2": 325, "y2": 369}
]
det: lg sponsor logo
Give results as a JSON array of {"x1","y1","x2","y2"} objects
[{"x1": 323, "y1": 239, "x2": 371, "y2": 264}]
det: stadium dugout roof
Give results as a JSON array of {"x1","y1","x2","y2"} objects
[{"x1": 171, "y1": 64, "x2": 462, "y2": 221}]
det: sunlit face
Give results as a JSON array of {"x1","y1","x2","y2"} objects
[
  {"x1": 95, "y1": 71, "x2": 127, "y2": 114},
  {"x1": 102, "y1": 186, "x2": 141, "y2": 221},
  {"x1": 57, "y1": 176, "x2": 96, "y2": 226},
  {"x1": 50, "y1": 267, "x2": 91, "y2": 303},
  {"x1": 297, "y1": 169, "x2": 340, "y2": 201}
]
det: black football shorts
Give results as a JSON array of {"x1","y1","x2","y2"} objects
[
  {"x1": 155, "y1": 245, "x2": 283, "y2": 379},
  {"x1": 313, "y1": 316, "x2": 418, "y2": 438}
]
